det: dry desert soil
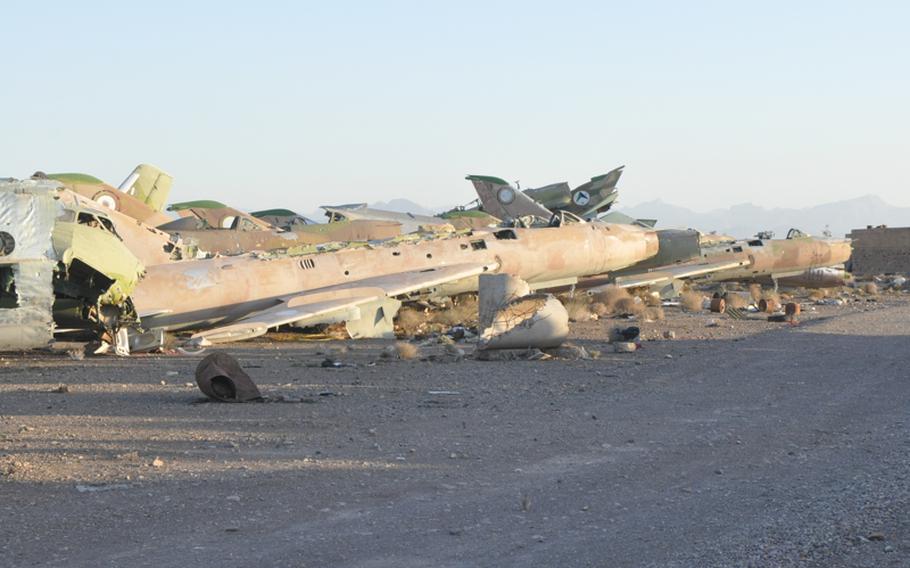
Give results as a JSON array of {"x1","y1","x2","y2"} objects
[{"x1": 1, "y1": 293, "x2": 908, "y2": 567}]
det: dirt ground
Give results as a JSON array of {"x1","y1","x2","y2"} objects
[{"x1": 1, "y1": 291, "x2": 908, "y2": 567}]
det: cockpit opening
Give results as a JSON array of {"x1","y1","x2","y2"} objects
[{"x1": 0, "y1": 266, "x2": 19, "y2": 308}]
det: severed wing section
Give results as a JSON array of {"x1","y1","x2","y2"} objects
[
  {"x1": 190, "y1": 262, "x2": 496, "y2": 344},
  {"x1": 612, "y1": 258, "x2": 751, "y2": 290}
]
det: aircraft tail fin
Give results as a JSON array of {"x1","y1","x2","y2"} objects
[
  {"x1": 466, "y1": 175, "x2": 553, "y2": 221},
  {"x1": 118, "y1": 164, "x2": 172, "y2": 212},
  {"x1": 569, "y1": 165, "x2": 624, "y2": 218},
  {"x1": 585, "y1": 165, "x2": 624, "y2": 192}
]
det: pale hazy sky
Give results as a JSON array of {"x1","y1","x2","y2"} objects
[{"x1": 2, "y1": 1, "x2": 908, "y2": 213}]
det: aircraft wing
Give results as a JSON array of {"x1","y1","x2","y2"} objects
[
  {"x1": 190, "y1": 262, "x2": 496, "y2": 344},
  {"x1": 613, "y1": 258, "x2": 750, "y2": 289}
]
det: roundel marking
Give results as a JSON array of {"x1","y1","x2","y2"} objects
[
  {"x1": 572, "y1": 190, "x2": 591, "y2": 206},
  {"x1": 92, "y1": 191, "x2": 120, "y2": 211}
]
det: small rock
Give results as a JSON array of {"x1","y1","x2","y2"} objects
[
  {"x1": 545, "y1": 344, "x2": 590, "y2": 360},
  {"x1": 66, "y1": 348, "x2": 85, "y2": 361},
  {"x1": 613, "y1": 342, "x2": 637, "y2": 353},
  {"x1": 705, "y1": 319, "x2": 719, "y2": 328},
  {"x1": 151, "y1": 457, "x2": 165, "y2": 468},
  {"x1": 443, "y1": 344, "x2": 466, "y2": 361},
  {"x1": 520, "y1": 495, "x2": 531, "y2": 512},
  {"x1": 867, "y1": 532, "x2": 885, "y2": 541},
  {"x1": 664, "y1": 354, "x2": 673, "y2": 359},
  {"x1": 226, "y1": 495, "x2": 241, "y2": 502},
  {"x1": 663, "y1": 330, "x2": 676, "y2": 340}
]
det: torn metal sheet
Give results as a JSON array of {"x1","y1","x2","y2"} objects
[
  {"x1": 478, "y1": 274, "x2": 530, "y2": 330},
  {"x1": 478, "y1": 294, "x2": 569, "y2": 350},
  {"x1": 0, "y1": 181, "x2": 61, "y2": 348},
  {"x1": 0, "y1": 179, "x2": 149, "y2": 351},
  {"x1": 477, "y1": 274, "x2": 568, "y2": 350}
]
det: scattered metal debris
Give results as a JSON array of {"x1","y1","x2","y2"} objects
[
  {"x1": 477, "y1": 274, "x2": 569, "y2": 350},
  {"x1": 194, "y1": 352, "x2": 262, "y2": 403},
  {"x1": 709, "y1": 297, "x2": 726, "y2": 313}
]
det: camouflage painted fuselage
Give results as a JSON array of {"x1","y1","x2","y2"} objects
[
  {"x1": 706, "y1": 237, "x2": 853, "y2": 283},
  {"x1": 168, "y1": 220, "x2": 403, "y2": 256},
  {"x1": 132, "y1": 222, "x2": 659, "y2": 332}
]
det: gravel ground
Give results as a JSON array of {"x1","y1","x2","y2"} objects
[{"x1": 0, "y1": 292, "x2": 907, "y2": 567}]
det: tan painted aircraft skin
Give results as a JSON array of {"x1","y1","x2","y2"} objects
[
  {"x1": 53, "y1": 170, "x2": 405, "y2": 258},
  {"x1": 57, "y1": 179, "x2": 173, "y2": 227},
  {"x1": 131, "y1": 222, "x2": 659, "y2": 334},
  {"x1": 704, "y1": 237, "x2": 853, "y2": 283},
  {"x1": 55, "y1": 190, "x2": 180, "y2": 268},
  {"x1": 170, "y1": 220, "x2": 403, "y2": 256}
]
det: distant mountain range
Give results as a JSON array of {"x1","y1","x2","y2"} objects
[
  {"x1": 305, "y1": 195, "x2": 908, "y2": 239},
  {"x1": 617, "y1": 195, "x2": 910, "y2": 238}
]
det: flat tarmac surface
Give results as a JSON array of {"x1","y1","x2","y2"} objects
[{"x1": 1, "y1": 296, "x2": 908, "y2": 567}]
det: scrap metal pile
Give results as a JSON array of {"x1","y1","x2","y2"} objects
[{"x1": 0, "y1": 164, "x2": 854, "y2": 356}]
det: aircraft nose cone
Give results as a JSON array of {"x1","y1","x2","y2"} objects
[{"x1": 832, "y1": 240, "x2": 853, "y2": 264}]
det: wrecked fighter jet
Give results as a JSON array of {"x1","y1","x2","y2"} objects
[
  {"x1": 160, "y1": 200, "x2": 402, "y2": 256},
  {"x1": 0, "y1": 179, "x2": 146, "y2": 350},
  {"x1": 0, "y1": 175, "x2": 662, "y2": 352},
  {"x1": 470, "y1": 173, "x2": 851, "y2": 297},
  {"x1": 47, "y1": 165, "x2": 405, "y2": 257},
  {"x1": 466, "y1": 167, "x2": 625, "y2": 222},
  {"x1": 128, "y1": 210, "x2": 659, "y2": 349},
  {"x1": 699, "y1": 229, "x2": 853, "y2": 289},
  {"x1": 40, "y1": 164, "x2": 174, "y2": 227},
  {"x1": 322, "y1": 203, "x2": 496, "y2": 234}
]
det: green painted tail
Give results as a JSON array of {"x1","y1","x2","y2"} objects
[{"x1": 119, "y1": 164, "x2": 172, "y2": 212}]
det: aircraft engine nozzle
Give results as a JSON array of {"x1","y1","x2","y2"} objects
[{"x1": 195, "y1": 352, "x2": 262, "y2": 402}]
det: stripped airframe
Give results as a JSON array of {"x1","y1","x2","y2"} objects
[
  {"x1": 468, "y1": 174, "x2": 852, "y2": 296},
  {"x1": 48, "y1": 165, "x2": 405, "y2": 257},
  {"x1": 0, "y1": 177, "x2": 662, "y2": 352}
]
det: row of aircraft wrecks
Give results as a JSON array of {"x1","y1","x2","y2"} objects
[{"x1": 0, "y1": 164, "x2": 852, "y2": 356}]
